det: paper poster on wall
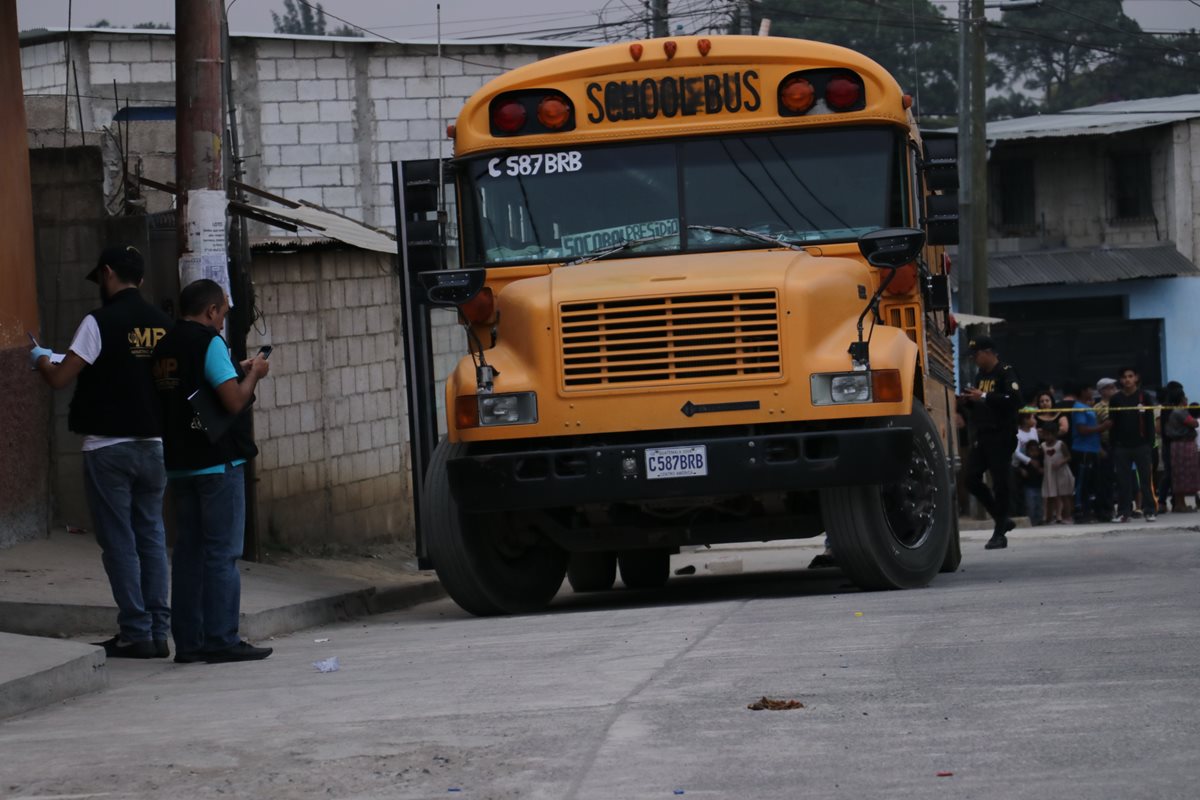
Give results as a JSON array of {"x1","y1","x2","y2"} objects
[
  {"x1": 178, "y1": 253, "x2": 234, "y2": 307},
  {"x1": 186, "y1": 189, "x2": 227, "y2": 256}
]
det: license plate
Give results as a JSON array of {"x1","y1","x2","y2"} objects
[{"x1": 644, "y1": 445, "x2": 708, "y2": 480}]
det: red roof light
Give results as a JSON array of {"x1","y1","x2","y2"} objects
[
  {"x1": 492, "y1": 100, "x2": 527, "y2": 134},
  {"x1": 826, "y1": 74, "x2": 862, "y2": 111}
]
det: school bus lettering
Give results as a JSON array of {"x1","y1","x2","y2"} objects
[{"x1": 586, "y1": 70, "x2": 760, "y2": 123}]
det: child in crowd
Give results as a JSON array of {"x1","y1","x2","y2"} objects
[
  {"x1": 1041, "y1": 423, "x2": 1075, "y2": 523},
  {"x1": 1016, "y1": 440, "x2": 1044, "y2": 525}
]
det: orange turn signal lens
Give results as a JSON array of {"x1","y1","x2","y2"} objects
[
  {"x1": 884, "y1": 263, "x2": 918, "y2": 295},
  {"x1": 780, "y1": 77, "x2": 815, "y2": 114},
  {"x1": 872, "y1": 370, "x2": 903, "y2": 403},
  {"x1": 455, "y1": 395, "x2": 480, "y2": 430},
  {"x1": 536, "y1": 95, "x2": 571, "y2": 130},
  {"x1": 459, "y1": 286, "x2": 495, "y2": 324}
]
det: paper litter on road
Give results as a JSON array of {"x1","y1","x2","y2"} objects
[
  {"x1": 314, "y1": 638, "x2": 330, "y2": 643},
  {"x1": 312, "y1": 656, "x2": 340, "y2": 673}
]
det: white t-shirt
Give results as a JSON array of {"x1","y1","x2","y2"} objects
[{"x1": 68, "y1": 315, "x2": 162, "y2": 453}]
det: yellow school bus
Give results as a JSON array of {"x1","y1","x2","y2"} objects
[{"x1": 397, "y1": 35, "x2": 962, "y2": 616}]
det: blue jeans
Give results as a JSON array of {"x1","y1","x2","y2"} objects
[
  {"x1": 1023, "y1": 486, "x2": 1043, "y2": 525},
  {"x1": 169, "y1": 465, "x2": 246, "y2": 653},
  {"x1": 82, "y1": 441, "x2": 170, "y2": 642}
]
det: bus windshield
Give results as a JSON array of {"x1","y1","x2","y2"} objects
[{"x1": 459, "y1": 127, "x2": 902, "y2": 267}]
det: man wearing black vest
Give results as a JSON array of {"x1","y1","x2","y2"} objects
[
  {"x1": 31, "y1": 245, "x2": 173, "y2": 658},
  {"x1": 153, "y1": 279, "x2": 272, "y2": 663}
]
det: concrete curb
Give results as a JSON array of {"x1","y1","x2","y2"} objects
[
  {"x1": 238, "y1": 579, "x2": 445, "y2": 640},
  {"x1": 0, "y1": 633, "x2": 108, "y2": 721}
]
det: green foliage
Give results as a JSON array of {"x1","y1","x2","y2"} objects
[
  {"x1": 991, "y1": 1, "x2": 1200, "y2": 112},
  {"x1": 751, "y1": 0, "x2": 961, "y2": 121},
  {"x1": 330, "y1": 24, "x2": 365, "y2": 38},
  {"x1": 132, "y1": 22, "x2": 171, "y2": 30},
  {"x1": 271, "y1": 0, "x2": 327, "y2": 36}
]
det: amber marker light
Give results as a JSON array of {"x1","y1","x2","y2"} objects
[
  {"x1": 446, "y1": 123, "x2": 456, "y2": 139},
  {"x1": 629, "y1": 43, "x2": 644, "y2": 61},
  {"x1": 902, "y1": 94, "x2": 914, "y2": 110},
  {"x1": 872, "y1": 370, "x2": 903, "y2": 403},
  {"x1": 455, "y1": 396, "x2": 481, "y2": 430},
  {"x1": 664, "y1": 40, "x2": 677, "y2": 58},
  {"x1": 780, "y1": 76, "x2": 816, "y2": 114},
  {"x1": 459, "y1": 286, "x2": 495, "y2": 324},
  {"x1": 536, "y1": 95, "x2": 571, "y2": 130},
  {"x1": 697, "y1": 38, "x2": 712, "y2": 56}
]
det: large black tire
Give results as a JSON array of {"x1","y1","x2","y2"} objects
[
  {"x1": 819, "y1": 403, "x2": 953, "y2": 590},
  {"x1": 423, "y1": 441, "x2": 568, "y2": 616},
  {"x1": 567, "y1": 552, "x2": 618, "y2": 592},
  {"x1": 618, "y1": 549, "x2": 671, "y2": 589}
]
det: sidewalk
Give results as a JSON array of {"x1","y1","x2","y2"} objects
[{"x1": 0, "y1": 532, "x2": 442, "y2": 720}]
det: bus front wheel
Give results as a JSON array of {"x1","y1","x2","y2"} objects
[
  {"x1": 567, "y1": 551, "x2": 618, "y2": 592},
  {"x1": 819, "y1": 403, "x2": 952, "y2": 590},
  {"x1": 424, "y1": 442, "x2": 568, "y2": 616}
]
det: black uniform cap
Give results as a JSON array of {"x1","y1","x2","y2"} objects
[
  {"x1": 87, "y1": 245, "x2": 144, "y2": 283},
  {"x1": 968, "y1": 336, "x2": 997, "y2": 354}
]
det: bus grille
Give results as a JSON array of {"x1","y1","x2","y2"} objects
[{"x1": 559, "y1": 291, "x2": 782, "y2": 390}]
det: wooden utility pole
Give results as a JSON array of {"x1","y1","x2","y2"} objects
[
  {"x1": 651, "y1": 0, "x2": 669, "y2": 37},
  {"x1": 176, "y1": 0, "x2": 225, "y2": 266},
  {"x1": 175, "y1": 0, "x2": 262, "y2": 560}
]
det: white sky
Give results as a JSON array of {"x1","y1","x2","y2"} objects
[{"x1": 15, "y1": 0, "x2": 1200, "y2": 39}]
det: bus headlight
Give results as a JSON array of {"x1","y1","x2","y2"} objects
[
  {"x1": 810, "y1": 370, "x2": 901, "y2": 405},
  {"x1": 477, "y1": 392, "x2": 538, "y2": 426}
]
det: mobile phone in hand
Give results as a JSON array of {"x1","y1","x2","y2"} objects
[{"x1": 257, "y1": 345, "x2": 273, "y2": 360}]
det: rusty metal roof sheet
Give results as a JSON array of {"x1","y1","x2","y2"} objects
[
  {"x1": 982, "y1": 93, "x2": 1200, "y2": 142},
  {"x1": 989, "y1": 244, "x2": 1200, "y2": 289},
  {"x1": 245, "y1": 202, "x2": 398, "y2": 254}
]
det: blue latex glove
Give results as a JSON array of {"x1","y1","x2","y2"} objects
[{"x1": 29, "y1": 345, "x2": 53, "y2": 369}]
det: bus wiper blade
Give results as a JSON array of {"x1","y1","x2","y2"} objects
[
  {"x1": 687, "y1": 225, "x2": 805, "y2": 251},
  {"x1": 566, "y1": 232, "x2": 679, "y2": 266}
]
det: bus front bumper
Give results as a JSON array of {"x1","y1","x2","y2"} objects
[{"x1": 447, "y1": 427, "x2": 912, "y2": 513}]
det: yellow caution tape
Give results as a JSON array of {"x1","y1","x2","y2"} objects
[{"x1": 1017, "y1": 405, "x2": 1200, "y2": 414}]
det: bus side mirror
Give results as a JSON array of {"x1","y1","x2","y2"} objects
[
  {"x1": 858, "y1": 228, "x2": 926, "y2": 269},
  {"x1": 923, "y1": 194, "x2": 959, "y2": 246}
]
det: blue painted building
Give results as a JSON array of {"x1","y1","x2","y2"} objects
[{"x1": 976, "y1": 94, "x2": 1200, "y2": 396}]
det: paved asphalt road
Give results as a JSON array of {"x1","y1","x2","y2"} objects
[{"x1": 2, "y1": 526, "x2": 1198, "y2": 800}]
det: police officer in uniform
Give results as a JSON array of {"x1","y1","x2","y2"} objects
[
  {"x1": 31, "y1": 245, "x2": 173, "y2": 658},
  {"x1": 961, "y1": 336, "x2": 1023, "y2": 549}
]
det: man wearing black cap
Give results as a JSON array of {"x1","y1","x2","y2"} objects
[
  {"x1": 30, "y1": 245, "x2": 173, "y2": 658},
  {"x1": 961, "y1": 336, "x2": 1023, "y2": 549}
]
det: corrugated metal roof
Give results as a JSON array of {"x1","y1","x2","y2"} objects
[
  {"x1": 247, "y1": 202, "x2": 397, "y2": 254},
  {"x1": 989, "y1": 244, "x2": 1200, "y2": 289},
  {"x1": 981, "y1": 94, "x2": 1200, "y2": 141}
]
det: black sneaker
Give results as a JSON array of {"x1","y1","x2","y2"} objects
[
  {"x1": 174, "y1": 651, "x2": 205, "y2": 664},
  {"x1": 92, "y1": 635, "x2": 156, "y2": 659},
  {"x1": 985, "y1": 534, "x2": 1008, "y2": 550},
  {"x1": 202, "y1": 641, "x2": 273, "y2": 663},
  {"x1": 993, "y1": 517, "x2": 1016, "y2": 538},
  {"x1": 153, "y1": 639, "x2": 170, "y2": 659}
]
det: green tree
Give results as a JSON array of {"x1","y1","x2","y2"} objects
[
  {"x1": 751, "y1": 0, "x2": 961, "y2": 122},
  {"x1": 989, "y1": 0, "x2": 1143, "y2": 111},
  {"x1": 271, "y1": 0, "x2": 327, "y2": 35}
]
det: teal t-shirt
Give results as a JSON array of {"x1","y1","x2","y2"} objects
[{"x1": 167, "y1": 337, "x2": 248, "y2": 478}]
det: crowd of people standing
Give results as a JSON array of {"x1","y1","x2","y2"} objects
[{"x1": 1011, "y1": 370, "x2": 1199, "y2": 526}]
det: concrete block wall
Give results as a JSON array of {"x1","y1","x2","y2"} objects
[
  {"x1": 27, "y1": 147, "x2": 111, "y2": 530},
  {"x1": 21, "y1": 30, "x2": 581, "y2": 231},
  {"x1": 247, "y1": 248, "x2": 414, "y2": 550}
]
